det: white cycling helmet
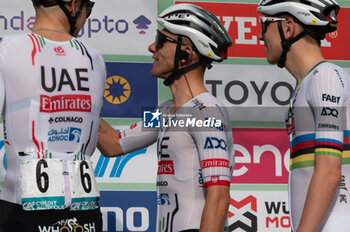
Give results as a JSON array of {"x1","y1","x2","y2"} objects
[
  {"x1": 158, "y1": 3, "x2": 232, "y2": 61},
  {"x1": 258, "y1": 0, "x2": 340, "y2": 34},
  {"x1": 257, "y1": 0, "x2": 340, "y2": 68}
]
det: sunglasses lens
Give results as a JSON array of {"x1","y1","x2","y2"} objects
[
  {"x1": 86, "y1": 1, "x2": 94, "y2": 18},
  {"x1": 260, "y1": 18, "x2": 266, "y2": 33},
  {"x1": 155, "y1": 31, "x2": 165, "y2": 49}
]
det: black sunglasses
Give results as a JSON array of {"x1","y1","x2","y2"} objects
[
  {"x1": 259, "y1": 16, "x2": 286, "y2": 34},
  {"x1": 85, "y1": 0, "x2": 95, "y2": 18},
  {"x1": 155, "y1": 30, "x2": 186, "y2": 50}
]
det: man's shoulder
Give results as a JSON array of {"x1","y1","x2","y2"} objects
[
  {"x1": 308, "y1": 61, "x2": 350, "y2": 85},
  {"x1": 190, "y1": 92, "x2": 225, "y2": 108},
  {"x1": 0, "y1": 33, "x2": 28, "y2": 45},
  {"x1": 0, "y1": 33, "x2": 29, "y2": 56},
  {"x1": 73, "y1": 38, "x2": 101, "y2": 55}
]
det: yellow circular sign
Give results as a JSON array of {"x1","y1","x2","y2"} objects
[{"x1": 104, "y1": 76, "x2": 131, "y2": 104}]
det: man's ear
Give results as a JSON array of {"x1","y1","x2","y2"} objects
[
  {"x1": 284, "y1": 18, "x2": 298, "y2": 40},
  {"x1": 178, "y1": 50, "x2": 190, "y2": 62},
  {"x1": 179, "y1": 46, "x2": 194, "y2": 64},
  {"x1": 66, "y1": 0, "x2": 79, "y2": 16}
]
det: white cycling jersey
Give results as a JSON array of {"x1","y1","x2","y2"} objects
[
  {"x1": 0, "y1": 33, "x2": 106, "y2": 210},
  {"x1": 119, "y1": 92, "x2": 234, "y2": 232},
  {"x1": 285, "y1": 61, "x2": 350, "y2": 231}
]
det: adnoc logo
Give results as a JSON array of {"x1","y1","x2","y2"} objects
[{"x1": 104, "y1": 76, "x2": 131, "y2": 104}]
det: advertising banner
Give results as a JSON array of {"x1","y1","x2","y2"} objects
[{"x1": 176, "y1": 1, "x2": 350, "y2": 60}]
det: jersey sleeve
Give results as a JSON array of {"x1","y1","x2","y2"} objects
[
  {"x1": 189, "y1": 105, "x2": 234, "y2": 187},
  {"x1": 119, "y1": 121, "x2": 158, "y2": 154},
  {"x1": 120, "y1": 100, "x2": 172, "y2": 154},
  {"x1": 307, "y1": 65, "x2": 347, "y2": 158}
]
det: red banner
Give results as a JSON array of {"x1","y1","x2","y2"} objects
[
  {"x1": 176, "y1": 1, "x2": 350, "y2": 60},
  {"x1": 231, "y1": 128, "x2": 290, "y2": 184}
]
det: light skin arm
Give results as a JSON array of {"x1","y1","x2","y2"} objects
[
  {"x1": 97, "y1": 118, "x2": 124, "y2": 157},
  {"x1": 296, "y1": 155, "x2": 341, "y2": 232},
  {"x1": 200, "y1": 185, "x2": 230, "y2": 232}
]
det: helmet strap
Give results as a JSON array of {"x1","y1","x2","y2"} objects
[
  {"x1": 277, "y1": 21, "x2": 309, "y2": 68},
  {"x1": 57, "y1": 0, "x2": 85, "y2": 36},
  {"x1": 163, "y1": 35, "x2": 200, "y2": 86}
]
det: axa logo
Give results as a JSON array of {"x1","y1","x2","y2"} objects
[
  {"x1": 54, "y1": 46, "x2": 66, "y2": 56},
  {"x1": 204, "y1": 137, "x2": 227, "y2": 151},
  {"x1": 133, "y1": 15, "x2": 152, "y2": 34},
  {"x1": 104, "y1": 76, "x2": 131, "y2": 105},
  {"x1": 321, "y1": 107, "x2": 339, "y2": 118},
  {"x1": 228, "y1": 195, "x2": 257, "y2": 232},
  {"x1": 94, "y1": 148, "x2": 146, "y2": 178}
]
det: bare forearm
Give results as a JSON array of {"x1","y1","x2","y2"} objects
[
  {"x1": 200, "y1": 186, "x2": 230, "y2": 232},
  {"x1": 97, "y1": 119, "x2": 124, "y2": 157},
  {"x1": 297, "y1": 166, "x2": 341, "y2": 231}
]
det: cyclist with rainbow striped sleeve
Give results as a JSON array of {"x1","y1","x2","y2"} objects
[
  {"x1": 258, "y1": 0, "x2": 350, "y2": 232},
  {"x1": 257, "y1": 0, "x2": 350, "y2": 231}
]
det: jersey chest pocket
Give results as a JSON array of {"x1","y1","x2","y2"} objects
[{"x1": 20, "y1": 159, "x2": 100, "y2": 211}]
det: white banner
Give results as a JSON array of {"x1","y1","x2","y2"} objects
[{"x1": 0, "y1": 0, "x2": 158, "y2": 55}]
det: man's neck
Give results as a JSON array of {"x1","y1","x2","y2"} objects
[
  {"x1": 169, "y1": 71, "x2": 208, "y2": 108},
  {"x1": 32, "y1": 14, "x2": 73, "y2": 41},
  {"x1": 285, "y1": 41, "x2": 324, "y2": 86}
]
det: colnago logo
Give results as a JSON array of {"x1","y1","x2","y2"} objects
[
  {"x1": 49, "y1": 116, "x2": 83, "y2": 124},
  {"x1": 201, "y1": 158, "x2": 229, "y2": 169},
  {"x1": 40, "y1": 94, "x2": 92, "y2": 113},
  {"x1": 158, "y1": 160, "x2": 174, "y2": 175}
]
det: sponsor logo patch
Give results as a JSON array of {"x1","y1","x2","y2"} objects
[{"x1": 40, "y1": 94, "x2": 92, "y2": 113}]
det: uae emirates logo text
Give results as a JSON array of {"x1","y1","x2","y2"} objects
[{"x1": 40, "y1": 94, "x2": 92, "y2": 113}]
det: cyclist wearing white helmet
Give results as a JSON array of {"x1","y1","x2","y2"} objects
[
  {"x1": 98, "y1": 3, "x2": 234, "y2": 232},
  {"x1": 0, "y1": 0, "x2": 105, "y2": 231},
  {"x1": 258, "y1": 0, "x2": 350, "y2": 231}
]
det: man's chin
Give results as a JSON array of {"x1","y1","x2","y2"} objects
[{"x1": 150, "y1": 70, "x2": 170, "y2": 79}]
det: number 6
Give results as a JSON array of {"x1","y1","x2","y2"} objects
[
  {"x1": 36, "y1": 159, "x2": 49, "y2": 193},
  {"x1": 80, "y1": 161, "x2": 92, "y2": 193}
]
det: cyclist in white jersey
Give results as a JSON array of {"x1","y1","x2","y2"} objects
[
  {"x1": 0, "y1": 0, "x2": 106, "y2": 231},
  {"x1": 258, "y1": 0, "x2": 350, "y2": 231},
  {"x1": 98, "y1": 4, "x2": 234, "y2": 232}
]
